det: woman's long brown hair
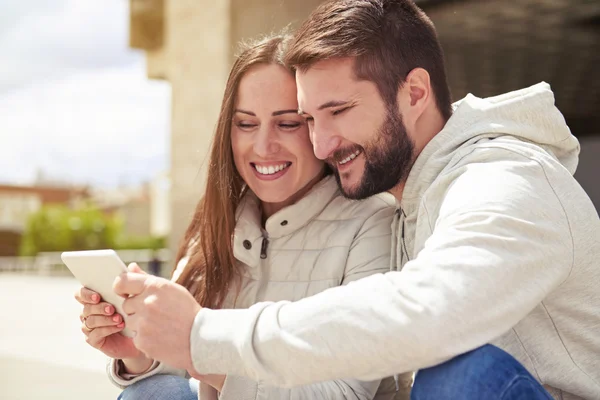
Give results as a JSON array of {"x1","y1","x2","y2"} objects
[{"x1": 172, "y1": 34, "x2": 291, "y2": 309}]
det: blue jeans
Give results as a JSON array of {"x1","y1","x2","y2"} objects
[
  {"x1": 411, "y1": 344, "x2": 553, "y2": 400},
  {"x1": 118, "y1": 375, "x2": 198, "y2": 400},
  {"x1": 119, "y1": 345, "x2": 551, "y2": 400}
]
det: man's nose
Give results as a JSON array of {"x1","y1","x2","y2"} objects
[{"x1": 311, "y1": 125, "x2": 341, "y2": 160}]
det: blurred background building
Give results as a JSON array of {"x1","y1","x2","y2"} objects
[
  {"x1": 129, "y1": 0, "x2": 600, "y2": 255},
  {"x1": 0, "y1": 184, "x2": 88, "y2": 256}
]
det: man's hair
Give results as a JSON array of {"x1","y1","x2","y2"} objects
[{"x1": 285, "y1": 0, "x2": 452, "y2": 120}]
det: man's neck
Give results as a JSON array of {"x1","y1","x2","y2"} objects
[
  {"x1": 412, "y1": 106, "x2": 446, "y2": 158},
  {"x1": 388, "y1": 181, "x2": 405, "y2": 202},
  {"x1": 390, "y1": 108, "x2": 448, "y2": 203}
]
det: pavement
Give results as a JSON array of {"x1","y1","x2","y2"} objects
[{"x1": 0, "y1": 274, "x2": 122, "y2": 399}]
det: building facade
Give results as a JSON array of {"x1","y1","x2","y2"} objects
[
  {"x1": 0, "y1": 184, "x2": 88, "y2": 256},
  {"x1": 128, "y1": 0, "x2": 600, "y2": 256}
]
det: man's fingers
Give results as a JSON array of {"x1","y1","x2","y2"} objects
[
  {"x1": 74, "y1": 287, "x2": 101, "y2": 304},
  {"x1": 122, "y1": 294, "x2": 146, "y2": 316},
  {"x1": 113, "y1": 272, "x2": 149, "y2": 297},
  {"x1": 128, "y1": 263, "x2": 146, "y2": 274}
]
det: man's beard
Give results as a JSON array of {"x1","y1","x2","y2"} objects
[{"x1": 331, "y1": 106, "x2": 415, "y2": 200}]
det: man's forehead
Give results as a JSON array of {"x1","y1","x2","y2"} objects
[
  {"x1": 297, "y1": 57, "x2": 355, "y2": 80},
  {"x1": 296, "y1": 59, "x2": 357, "y2": 106}
]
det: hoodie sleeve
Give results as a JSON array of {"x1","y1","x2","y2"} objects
[
  {"x1": 106, "y1": 359, "x2": 188, "y2": 389},
  {"x1": 188, "y1": 156, "x2": 572, "y2": 387},
  {"x1": 216, "y1": 205, "x2": 398, "y2": 400}
]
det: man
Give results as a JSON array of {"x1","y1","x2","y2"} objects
[{"x1": 115, "y1": 0, "x2": 600, "y2": 398}]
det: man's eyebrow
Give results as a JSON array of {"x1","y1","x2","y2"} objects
[
  {"x1": 318, "y1": 100, "x2": 352, "y2": 110},
  {"x1": 299, "y1": 100, "x2": 355, "y2": 116},
  {"x1": 234, "y1": 109, "x2": 255, "y2": 116}
]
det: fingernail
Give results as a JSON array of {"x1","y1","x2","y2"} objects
[
  {"x1": 92, "y1": 294, "x2": 99, "y2": 302},
  {"x1": 105, "y1": 306, "x2": 112, "y2": 314},
  {"x1": 113, "y1": 315, "x2": 120, "y2": 322},
  {"x1": 117, "y1": 322, "x2": 125, "y2": 328}
]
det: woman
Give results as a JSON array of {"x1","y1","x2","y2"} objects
[{"x1": 75, "y1": 34, "x2": 398, "y2": 400}]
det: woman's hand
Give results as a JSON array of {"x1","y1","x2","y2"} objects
[
  {"x1": 75, "y1": 286, "x2": 140, "y2": 358},
  {"x1": 74, "y1": 263, "x2": 153, "y2": 373}
]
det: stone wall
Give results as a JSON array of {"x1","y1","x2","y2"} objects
[
  {"x1": 575, "y1": 136, "x2": 600, "y2": 212},
  {"x1": 163, "y1": 0, "x2": 324, "y2": 258}
]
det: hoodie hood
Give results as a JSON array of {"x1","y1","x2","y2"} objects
[{"x1": 401, "y1": 82, "x2": 580, "y2": 204}]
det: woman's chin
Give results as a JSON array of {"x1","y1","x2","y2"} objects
[{"x1": 255, "y1": 191, "x2": 293, "y2": 205}]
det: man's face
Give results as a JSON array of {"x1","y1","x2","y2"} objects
[{"x1": 296, "y1": 58, "x2": 415, "y2": 199}]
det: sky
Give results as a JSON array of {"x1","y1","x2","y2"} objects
[{"x1": 0, "y1": 0, "x2": 171, "y2": 188}]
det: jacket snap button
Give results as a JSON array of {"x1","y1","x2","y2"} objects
[
  {"x1": 280, "y1": 220, "x2": 288, "y2": 226},
  {"x1": 243, "y1": 240, "x2": 252, "y2": 249}
]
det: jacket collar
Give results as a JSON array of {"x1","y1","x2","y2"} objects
[{"x1": 234, "y1": 175, "x2": 340, "y2": 241}]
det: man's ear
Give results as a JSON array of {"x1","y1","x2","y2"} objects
[{"x1": 397, "y1": 68, "x2": 432, "y2": 129}]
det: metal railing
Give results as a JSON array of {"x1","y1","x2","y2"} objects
[{"x1": 0, "y1": 248, "x2": 171, "y2": 276}]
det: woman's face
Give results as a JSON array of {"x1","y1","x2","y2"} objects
[{"x1": 231, "y1": 64, "x2": 325, "y2": 211}]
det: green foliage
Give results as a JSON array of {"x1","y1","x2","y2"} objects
[
  {"x1": 114, "y1": 235, "x2": 166, "y2": 251},
  {"x1": 19, "y1": 205, "x2": 122, "y2": 256},
  {"x1": 19, "y1": 205, "x2": 166, "y2": 256}
]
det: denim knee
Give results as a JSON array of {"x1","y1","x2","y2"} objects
[
  {"x1": 118, "y1": 374, "x2": 198, "y2": 400},
  {"x1": 411, "y1": 344, "x2": 552, "y2": 400}
]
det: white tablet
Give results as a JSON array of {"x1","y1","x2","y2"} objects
[{"x1": 61, "y1": 249, "x2": 134, "y2": 337}]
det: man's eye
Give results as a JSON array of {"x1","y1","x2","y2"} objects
[{"x1": 332, "y1": 107, "x2": 349, "y2": 116}]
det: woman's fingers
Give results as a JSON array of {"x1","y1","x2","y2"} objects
[
  {"x1": 76, "y1": 286, "x2": 126, "y2": 351},
  {"x1": 74, "y1": 287, "x2": 101, "y2": 305},
  {"x1": 82, "y1": 302, "x2": 116, "y2": 319},
  {"x1": 85, "y1": 325, "x2": 125, "y2": 348},
  {"x1": 82, "y1": 314, "x2": 124, "y2": 331}
]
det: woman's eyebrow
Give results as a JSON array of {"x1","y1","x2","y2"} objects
[
  {"x1": 234, "y1": 109, "x2": 255, "y2": 116},
  {"x1": 272, "y1": 109, "x2": 299, "y2": 116}
]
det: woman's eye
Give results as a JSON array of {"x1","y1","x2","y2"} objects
[
  {"x1": 237, "y1": 122, "x2": 256, "y2": 129},
  {"x1": 279, "y1": 122, "x2": 301, "y2": 130}
]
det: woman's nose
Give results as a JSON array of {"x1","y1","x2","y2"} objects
[{"x1": 253, "y1": 127, "x2": 281, "y2": 157}]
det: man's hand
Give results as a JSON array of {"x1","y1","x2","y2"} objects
[
  {"x1": 189, "y1": 372, "x2": 226, "y2": 393},
  {"x1": 113, "y1": 271, "x2": 201, "y2": 372}
]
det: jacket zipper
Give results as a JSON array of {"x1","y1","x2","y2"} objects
[{"x1": 260, "y1": 237, "x2": 269, "y2": 259}]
